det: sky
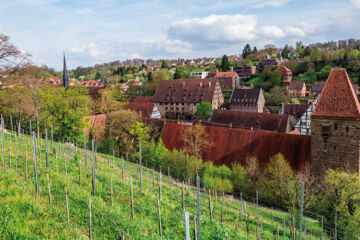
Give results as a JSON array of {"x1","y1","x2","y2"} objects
[{"x1": 1, "y1": 0, "x2": 360, "y2": 70}]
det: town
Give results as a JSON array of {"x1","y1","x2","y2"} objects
[{"x1": 0, "y1": 0, "x2": 360, "y2": 239}]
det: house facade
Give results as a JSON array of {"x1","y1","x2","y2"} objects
[
  {"x1": 229, "y1": 88, "x2": 265, "y2": 113},
  {"x1": 286, "y1": 81, "x2": 306, "y2": 97},
  {"x1": 233, "y1": 65, "x2": 256, "y2": 79},
  {"x1": 277, "y1": 65, "x2": 292, "y2": 83},
  {"x1": 152, "y1": 78, "x2": 224, "y2": 119},
  {"x1": 207, "y1": 69, "x2": 240, "y2": 88}
]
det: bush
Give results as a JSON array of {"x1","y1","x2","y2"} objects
[
  {"x1": 231, "y1": 163, "x2": 248, "y2": 195},
  {"x1": 200, "y1": 162, "x2": 233, "y2": 193}
]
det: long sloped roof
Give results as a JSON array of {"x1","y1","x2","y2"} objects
[
  {"x1": 312, "y1": 68, "x2": 360, "y2": 119},
  {"x1": 161, "y1": 123, "x2": 311, "y2": 172},
  {"x1": 210, "y1": 110, "x2": 289, "y2": 132}
]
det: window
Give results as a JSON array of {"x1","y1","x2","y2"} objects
[
  {"x1": 333, "y1": 145, "x2": 336, "y2": 151},
  {"x1": 346, "y1": 126, "x2": 349, "y2": 133},
  {"x1": 334, "y1": 123, "x2": 337, "y2": 130}
]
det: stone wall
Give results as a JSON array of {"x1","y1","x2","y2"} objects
[{"x1": 311, "y1": 117, "x2": 360, "y2": 177}]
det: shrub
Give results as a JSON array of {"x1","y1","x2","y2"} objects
[
  {"x1": 231, "y1": 163, "x2": 248, "y2": 195},
  {"x1": 200, "y1": 162, "x2": 233, "y2": 193}
]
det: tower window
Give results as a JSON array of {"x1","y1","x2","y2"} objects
[
  {"x1": 334, "y1": 123, "x2": 337, "y2": 130},
  {"x1": 346, "y1": 126, "x2": 349, "y2": 133},
  {"x1": 333, "y1": 145, "x2": 336, "y2": 151}
]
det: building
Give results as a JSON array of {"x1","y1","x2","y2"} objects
[
  {"x1": 229, "y1": 88, "x2": 265, "y2": 113},
  {"x1": 277, "y1": 65, "x2": 292, "y2": 83},
  {"x1": 44, "y1": 77, "x2": 61, "y2": 86},
  {"x1": 311, "y1": 68, "x2": 360, "y2": 177},
  {"x1": 190, "y1": 72, "x2": 208, "y2": 79},
  {"x1": 279, "y1": 104, "x2": 309, "y2": 119},
  {"x1": 152, "y1": 78, "x2": 224, "y2": 119},
  {"x1": 294, "y1": 96, "x2": 319, "y2": 135},
  {"x1": 78, "y1": 80, "x2": 105, "y2": 88},
  {"x1": 207, "y1": 69, "x2": 240, "y2": 88},
  {"x1": 286, "y1": 81, "x2": 306, "y2": 97},
  {"x1": 233, "y1": 65, "x2": 256, "y2": 79},
  {"x1": 124, "y1": 102, "x2": 161, "y2": 119},
  {"x1": 209, "y1": 109, "x2": 291, "y2": 132},
  {"x1": 260, "y1": 55, "x2": 282, "y2": 67}
]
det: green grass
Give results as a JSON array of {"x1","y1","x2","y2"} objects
[
  {"x1": 245, "y1": 76, "x2": 264, "y2": 85},
  {"x1": 0, "y1": 131, "x2": 325, "y2": 239}
]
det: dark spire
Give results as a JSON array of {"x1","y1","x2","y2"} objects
[
  {"x1": 62, "y1": 52, "x2": 69, "y2": 88},
  {"x1": 104, "y1": 78, "x2": 108, "y2": 88}
]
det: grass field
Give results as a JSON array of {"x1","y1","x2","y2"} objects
[{"x1": 0, "y1": 129, "x2": 326, "y2": 239}]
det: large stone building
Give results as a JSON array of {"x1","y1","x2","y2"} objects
[
  {"x1": 152, "y1": 78, "x2": 224, "y2": 119},
  {"x1": 229, "y1": 88, "x2": 265, "y2": 113},
  {"x1": 311, "y1": 68, "x2": 360, "y2": 177},
  {"x1": 207, "y1": 69, "x2": 240, "y2": 89},
  {"x1": 233, "y1": 65, "x2": 256, "y2": 79}
]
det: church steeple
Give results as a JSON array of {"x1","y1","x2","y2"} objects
[{"x1": 62, "y1": 52, "x2": 69, "y2": 88}]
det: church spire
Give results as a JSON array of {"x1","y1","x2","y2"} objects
[{"x1": 63, "y1": 52, "x2": 69, "y2": 88}]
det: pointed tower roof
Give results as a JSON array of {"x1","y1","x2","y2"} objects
[
  {"x1": 62, "y1": 52, "x2": 69, "y2": 88},
  {"x1": 312, "y1": 68, "x2": 360, "y2": 119}
]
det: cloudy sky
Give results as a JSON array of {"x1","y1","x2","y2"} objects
[{"x1": 1, "y1": 0, "x2": 360, "y2": 69}]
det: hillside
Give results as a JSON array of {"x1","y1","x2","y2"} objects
[{"x1": 0, "y1": 130, "x2": 324, "y2": 239}]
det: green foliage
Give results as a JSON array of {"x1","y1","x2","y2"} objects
[
  {"x1": 231, "y1": 163, "x2": 248, "y2": 195},
  {"x1": 281, "y1": 44, "x2": 291, "y2": 58},
  {"x1": 220, "y1": 55, "x2": 230, "y2": 72},
  {"x1": 242, "y1": 44, "x2": 252, "y2": 59},
  {"x1": 38, "y1": 85, "x2": 90, "y2": 140},
  {"x1": 161, "y1": 60, "x2": 167, "y2": 69},
  {"x1": 195, "y1": 102, "x2": 212, "y2": 120},
  {"x1": 265, "y1": 86, "x2": 290, "y2": 105},
  {"x1": 200, "y1": 162, "x2": 233, "y2": 193},
  {"x1": 143, "y1": 140, "x2": 168, "y2": 169}
]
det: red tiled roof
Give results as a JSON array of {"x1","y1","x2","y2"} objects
[
  {"x1": 152, "y1": 78, "x2": 218, "y2": 103},
  {"x1": 134, "y1": 96, "x2": 153, "y2": 103},
  {"x1": 277, "y1": 65, "x2": 292, "y2": 74},
  {"x1": 161, "y1": 123, "x2": 311, "y2": 172},
  {"x1": 210, "y1": 109, "x2": 289, "y2": 132},
  {"x1": 124, "y1": 102, "x2": 155, "y2": 118},
  {"x1": 312, "y1": 68, "x2": 360, "y2": 119}
]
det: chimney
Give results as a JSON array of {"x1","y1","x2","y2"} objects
[
  {"x1": 200, "y1": 82, "x2": 203, "y2": 87},
  {"x1": 209, "y1": 81, "x2": 211, "y2": 87}
]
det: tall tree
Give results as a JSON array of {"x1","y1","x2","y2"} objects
[
  {"x1": 182, "y1": 124, "x2": 212, "y2": 159},
  {"x1": 161, "y1": 60, "x2": 167, "y2": 69},
  {"x1": 242, "y1": 44, "x2": 252, "y2": 59},
  {"x1": 252, "y1": 46, "x2": 258, "y2": 54},
  {"x1": 195, "y1": 102, "x2": 212, "y2": 120},
  {"x1": 281, "y1": 44, "x2": 291, "y2": 58},
  {"x1": 220, "y1": 55, "x2": 230, "y2": 71}
]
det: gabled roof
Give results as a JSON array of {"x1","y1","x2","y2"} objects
[
  {"x1": 124, "y1": 102, "x2": 155, "y2": 118},
  {"x1": 229, "y1": 88, "x2": 262, "y2": 105},
  {"x1": 152, "y1": 78, "x2": 218, "y2": 103},
  {"x1": 277, "y1": 65, "x2": 292, "y2": 74},
  {"x1": 283, "y1": 104, "x2": 309, "y2": 118},
  {"x1": 210, "y1": 109, "x2": 289, "y2": 132},
  {"x1": 161, "y1": 123, "x2": 310, "y2": 172},
  {"x1": 312, "y1": 68, "x2": 360, "y2": 119},
  {"x1": 287, "y1": 81, "x2": 305, "y2": 91}
]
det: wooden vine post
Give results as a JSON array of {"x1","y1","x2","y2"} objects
[
  {"x1": 47, "y1": 174, "x2": 51, "y2": 204},
  {"x1": 33, "y1": 133, "x2": 39, "y2": 197},
  {"x1": 157, "y1": 199, "x2": 162, "y2": 239},
  {"x1": 89, "y1": 198, "x2": 92, "y2": 240},
  {"x1": 65, "y1": 186, "x2": 70, "y2": 224},
  {"x1": 130, "y1": 176, "x2": 134, "y2": 219},
  {"x1": 92, "y1": 139, "x2": 96, "y2": 196}
]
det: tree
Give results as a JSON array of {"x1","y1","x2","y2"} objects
[
  {"x1": 296, "y1": 41, "x2": 303, "y2": 53},
  {"x1": 266, "y1": 86, "x2": 289, "y2": 105},
  {"x1": 281, "y1": 44, "x2": 291, "y2": 58},
  {"x1": 270, "y1": 70, "x2": 282, "y2": 86},
  {"x1": 98, "y1": 88, "x2": 125, "y2": 114},
  {"x1": 231, "y1": 163, "x2": 248, "y2": 194},
  {"x1": 147, "y1": 71, "x2": 152, "y2": 81},
  {"x1": 264, "y1": 44, "x2": 277, "y2": 56},
  {"x1": 252, "y1": 46, "x2": 258, "y2": 54},
  {"x1": 200, "y1": 162, "x2": 233, "y2": 193},
  {"x1": 106, "y1": 110, "x2": 149, "y2": 154},
  {"x1": 38, "y1": 85, "x2": 90, "y2": 139},
  {"x1": 242, "y1": 44, "x2": 252, "y2": 59},
  {"x1": 94, "y1": 72, "x2": 102, "y2": 80},
  {"x1": 220, "y1": 55, "x2": 230, "y2": 71},
  {"x1": 174, "y1": 67, "x2": 181, "y2": 79},
  {"x1": 195, "y1": 102, "x2": 212, "y2": 119},
  {"x1": 161, "y1": 60, "x2": 167, "y2": 69},
  {"x1": 182, "y1": 124, "x2": 212, "y2": 173},
  {"x1": 0, "y1": 34, "x2": 29, "y2": 76}
]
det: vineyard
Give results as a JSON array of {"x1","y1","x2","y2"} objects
[{"x1": 0, "y1": 123, "x2": 327, "y2": 239}]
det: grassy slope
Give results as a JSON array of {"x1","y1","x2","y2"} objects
[{"x1": 0, "y1": 131, "x2": 323, "y2": 239}]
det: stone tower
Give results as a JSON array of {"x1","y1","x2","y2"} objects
[
  {"x1": 311, "y1": 68, "x2": 360, "y2": 177},
  {"x1": 62, "y1": 52, "x2": 69, "y2": 88}
]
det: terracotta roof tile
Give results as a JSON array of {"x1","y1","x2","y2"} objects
[
  {"x1": 134, "y1": 96, "x2": 153, "y2": 103},
  {"x1": 210, "y1": 109, "x2": 289, "y2": 132},
  {"x1": 124, "y1": 102, "x2": 155, "y2": 118},
  {"x1": 161, "y1": 123, "x2": 310, "y2": 172},
  {"x1": 287, "y1": 81, "x2": 306, "y2": 91},
  {"x1": 283, "y1": 104, "x2": 309, "y2": 118},
  {"x1": 312, "y1": 68, "x2": 360, "y2": 119},
  {"x1": 229, "y1": 88, "x2": 262, "y2": 105}
]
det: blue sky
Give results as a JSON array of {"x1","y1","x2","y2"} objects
[{"x1": 1, "y1": 0, "x2": 360, "y2": 69}]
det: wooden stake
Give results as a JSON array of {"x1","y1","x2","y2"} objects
[
  {"x1": 79, "y1": 158, "x2": 82, "y2": 186},
  {"x1": 208, "y1": 189, "x2": 212, "y2": 221},
  {"x1": 89, "y1": 198, "x2": 92, "y2": 240},
  {"x1": 182, "y1": 181, "x2": 185, "y2": 210},
  {"x1": 47, "y1": 174, "x2": 51, "y2": 204},
  {"x1": 157, "y1": 199, "x2": 162, "y2": 239},
  {"x1": 110, "y1": 177, "x2": 113, "y2": 206},
  {"x1": 25, "y1": 142, "x2": 28, "y2": 181},
  {"x1": 65, "y1": 186, "x2": 70, "y2": 224},
  {"x1": 130, "y1": 177, "x2": 134, "y2": 219}
]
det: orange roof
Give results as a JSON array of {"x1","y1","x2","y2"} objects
[
  {"x1": 312, "y1": 68, "x2": 360, "y2": 119},
  {"x1": 161, "y1": 123, "x2": 311, "y2": 173},
  {"x1": 124, "y1": 102, "x2": 155, "y2": 118}
]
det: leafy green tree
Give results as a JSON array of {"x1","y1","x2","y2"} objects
[
  {"x1": 161, "y1": 60, "x2": 167, "y2": 69},
  {"x1": 195, "y1": 102, "x2": 212, "y2": 119},
  {"x1": 231, "y1": 163, "x2": 248, "y2": 194},
  {"x1": 296, "y1": 41, "x2": 303, "y2": 53},
  {"x1": 174, "y1": 67, "x2": 181, "y2": 79},
  {"x1": 242, "y1": 44, "x2": 252, "y2": 59},
  {"x1": 270, "y1": 70, "x2": 282, "y2": 86},
  {"x1": 220, "y1": 55, "x2": 230, "y2": 71},
  {"x1": 252, "y1": 46, "x2": 258, "y2": 54},
  {"x1": 200, "y1": 162, "x2": 233, "y2": 193},
  {"x1": 38, "y1": 85, "x2": 90, "y2": 139},
  {"x1": 147, "y1": 71, "x2": 152, "y2": 81},
  {"x1": 94, "y1": 72, "x2": 102, "y2": 80},
  {"x1": 281, "y1": 44, "x2": 291, "y2": 58}
]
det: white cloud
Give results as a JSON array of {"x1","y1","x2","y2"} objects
[
  {"x1": 254, "y1": 0, "x2": 290, "y2": 8},
  {"x1": 259, "y1": 25, "x2": 285, "y2": 38},
  {"x1": 350, "y1": 0, "x2": 360, "y2": 8},
  {"x1": 284, "y1": 26, "x2": 306, "y2": 38}
]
